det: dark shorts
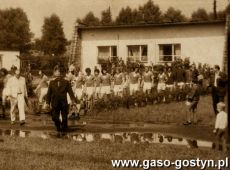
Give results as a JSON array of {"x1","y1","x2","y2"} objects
[
  {"x1": 189, "y1": 101, "x2": 198, "y2": 112},
  {"x1": 216, "y1": 129, "x2": 227, "y2": 140}
]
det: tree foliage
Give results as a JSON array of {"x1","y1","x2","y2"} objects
[
  {"x1": 116, "y1": 7, "x2": 133, "y2": 24},
  {"x1": 41, "y1": 14, "x2": 67, "y2": 56},
  {"x1": 226, "y1": 4, "x2": 230, "y2": 14},
  {"x1": 131, "y1": 9, "x2": 143, "y2": 24},
  {"x1": 163, "y1": 7, "x2": 187, "y2": 22},
  {"x1": 80, "y1": 11, "x2": 100, "y2": 26},
  {"x1": 101, "y1": 7, "x2": 112, "y2": 25},
  {"x1": 191, "y1": 8, "x2": 209, "y2": 21},
  {"x1": 0, "y1": 8, "x2": 32, "y2": 52},
  {"x1": 139, "y1": 0, "x2": 162, "y2": 23},
  {"x1": 77, "y1": 0, "x2": 228, "y2": 27}
]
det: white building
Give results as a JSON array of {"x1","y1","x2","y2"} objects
[
  {"x1": 0, "y1": 51, "x2": 20, "y2": 70},
  {"x1": 72, "y1": 20, "x2": 226, "y2": 71}
]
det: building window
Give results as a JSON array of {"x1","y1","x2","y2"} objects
[
  {"x1": 98, "y1": 46, "x2": 117, "y2": 63},
  {"x1": 159, "y1": 44, "x2": 181, "y2": 62},
  {"x1": 127, "y1": 45, "x2": 148, "y2": 62}
]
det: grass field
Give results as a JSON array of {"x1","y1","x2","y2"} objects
[
  {"x1": 88, "y1": 95, "x2": 216, "y2": 126},
  {"x1": 0, "y1": 137, "x2": 228, "y2": 170}
]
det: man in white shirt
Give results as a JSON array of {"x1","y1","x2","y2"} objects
[
  {"x1": 213, "y1": 102, "x2": 228, "y2": 152},
  {"x1": 7, "y1": 69, "x2": 28, "y2": 125},
  {"x1": 34, "y1": 70, "x2": 49, "y2": 114}
]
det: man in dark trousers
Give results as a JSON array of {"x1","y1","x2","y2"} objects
[
  {"x1": 46, "y1": 65, "x2": 77, "y2": 133},
  {"x1": 210, "y1": 65, "x2": 227, "y2": 115}
]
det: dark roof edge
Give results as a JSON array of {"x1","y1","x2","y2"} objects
[{"x1": 77, "y1": 20, "x2": 226, "y2": 30}]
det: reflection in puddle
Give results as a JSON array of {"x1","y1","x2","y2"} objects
[{"x1": 0, "y1": 128, "x2": 214, "y2": 149}]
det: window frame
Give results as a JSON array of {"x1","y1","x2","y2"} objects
[
  {"x1": 158, "y1": 44, "x2": 181, "y2": 63},
  {"x1": 97, "y1": 46, "x2": 117, "y2": 64},
  {"x1": 127, "y1": 45, "x2": 148, "y2": 63}
]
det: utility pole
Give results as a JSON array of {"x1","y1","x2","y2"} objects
[{"x1": 213, "y1": 0, "x2": 217, "y2": 19}]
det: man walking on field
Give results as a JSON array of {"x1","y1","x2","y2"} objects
[
  {"x1": 46, "y1": 65, "x2": 77, "y2": 133},
  {"x1": 7, "y1": 69, "x2": 28, "y2": 125}
]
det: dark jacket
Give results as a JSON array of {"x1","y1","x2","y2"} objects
[
  {"x1": 191, "y1": 69, "x2": 199, "y2": 83},
  {"x1": 210, "y1": 71, "x2": 227, "y2": 97},
  {"x1": 166, "y1": 72, "x2": 175, "y2": 85},
  {"x1": 46, "y1": 76, "x2": 76, "y2": 108},
  {"x1": 175, "y1": 68, "x2": 185, "y2": 83}
]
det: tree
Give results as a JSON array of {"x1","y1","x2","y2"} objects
[
  {"x1": 191, "y1": 8, "x2": 209, "y2": 21},
  {"x1": 0, "y1": 8, "x2": 32, "y2": 52},
  {"x1": 41, "y1": 14, "x2": 67, "y2": 56},
  {"x1": 163, "y1": 7, "x2": 187, "y2": 22},
  {"x1": 82, "y1": 12, "x2": 100, "y2": 26},
  {"x1": 101, "y1": 7, "x2": 112, "y2": 25},
  {"x1": 139, "y1": 0, "x2": 162, "y2": 23},
  {"x1": 209, "y1": 10, "x2": 226, "y2": 20},
  {"x1": 226, "y1": 4, "x2": 230, "y2": 14},
  {"x1": 116, "y1": 7, "x2": 133, "y2": 24},
  {"x1": 32, "y1": 38, "x2": 42, "y2": 51},
  {"x1": 132, "y1": 9, "x2": 143, "y2": 24},
  {"x1": 209, "y1": 4, "x2": 230, "y2": 19}
]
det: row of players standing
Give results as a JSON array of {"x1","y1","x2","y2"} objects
[
  {"x1": 62, "y1": 63, "x2": 202, "y2": 113},
  {"x1": 67, "y1": 64, "x2": 200, "y2": 95}
]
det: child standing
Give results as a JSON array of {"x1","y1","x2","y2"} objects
[
  {"x1": 213, "y1": 102, "x2": 228, "y2": 152},
  {"x1": 184, "y1": 79, "x2": 202, "y2": 125}
]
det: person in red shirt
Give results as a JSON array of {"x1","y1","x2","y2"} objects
[
  {"x1": 112, "y1": 67, "x2": 125, "y2": 97},
  {"x1": 94, "y1": 69, "x2": 101, "y2": 100},
  {"x1": 84, "y1": 68, "x2": 95, "y2": 112},
  {"x1": 129, "y1": 67, "x2": 141, "y2": 96},
  {"x1": 142, "y1": 66, "x2": 154, "y2": 94},
  {"x1": 100, "y1": 69, "x2": 112, "y2": 99}
]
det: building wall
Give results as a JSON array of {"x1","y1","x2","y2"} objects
[
  {"x1": 0, "y1": 51, "x2": 20, "y2": 70},
  {"x1": 80, "y1": 23, "x2": 225, "y2": 70}
]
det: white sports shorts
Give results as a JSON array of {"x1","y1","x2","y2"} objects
[
  {"x1": 85, "y1": 87, "x2": 95, "y2": 97},
  {"x1": 113, "y1": 84, "x2": 123, "y2": 93},
  {"x1": 157, "y1": 83, "x2": 166, "y2": 91},
  {"x1": 130, "y1": 83, "x2": 139, "y2": 93},
  {"x1": 143, "y1": 82, "x2": 152, "y2": 92},
  {"x1": 74, "y1": 88, "x2": 83, "y2": 100},
  {"x1": 100, "y1": 86, "x2": 111, "y2": 95}
]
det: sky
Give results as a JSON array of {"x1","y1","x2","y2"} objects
[{"x1": 0, "y1": 0, "x2": 229, "y2": 40}]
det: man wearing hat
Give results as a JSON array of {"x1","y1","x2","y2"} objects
[{"x1": 7, "y1": 69, "x2": 27, "y2": 125}]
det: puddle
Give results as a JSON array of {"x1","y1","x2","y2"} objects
[{"x1": 0, "y1": 129, "x2": 215, "y2": 149}]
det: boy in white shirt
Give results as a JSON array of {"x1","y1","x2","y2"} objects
[{"x1": 213, "y1": 102, "x2": 228, "y2": 152}]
